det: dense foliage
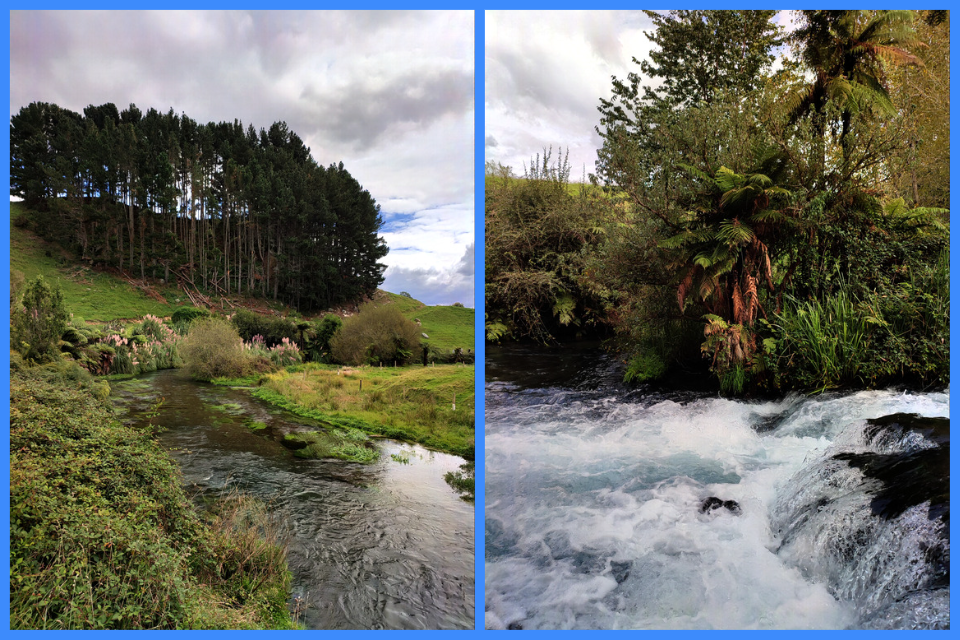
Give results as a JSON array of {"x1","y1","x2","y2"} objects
[
  {"x1": 595, "y1": 9, "x2": 949, "y2": 393},
  {"x1": 11, "y1": 275, "x2": 69, "y2": 362},
  {"x1": 180, "y1": 317, "x2": 254, "y2": 381},
  {"x1": 488, "y1": 10, "x2": 949, "y2": 394},
  {"x1": 10, "y1": 363, "x2": 294, "y2": 629},
  {"x1": 230, "y1": 309, "x2": 299, "y2": 347},
  {"x1": 485, "y1": 151, "x2": 611, "y2": 343},
  {"x1": 11, "y1": 102, "x2": 388, "y2": 311}
]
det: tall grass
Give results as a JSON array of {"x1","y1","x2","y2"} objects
[
  {"x1": 255, "y1": 364, "x2": 475, "y2": 460},
  {"x1": 772, "y1": 252, "x2": 949, "y2": 391},
  {"x1": 773, "y1": 287, "x2": 870, "y2": 391}
]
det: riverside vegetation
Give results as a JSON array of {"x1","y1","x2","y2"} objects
[
  {"x1": 10, "y1": 196, "x2": 474, "y2": 626},
  {"x1": 485, "y1": 10, "x2": 949, "y2": 396}
]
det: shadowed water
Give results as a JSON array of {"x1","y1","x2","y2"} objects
[
  {"x1": 485, "y1": 344, "x2": 948, "y2": 630},
  {"x1": 111, "y1": 369, "x2": 474, "y2": 630}
]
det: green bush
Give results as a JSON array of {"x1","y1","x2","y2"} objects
[
  {"x1": 171, "y1": 306, "x2": 210, "y2": 326},
  {"x1": 181, "y1": 318, "x2": 251, "y2": 381},
  {"x1": 12, "y1": 275, "x2": 70, "y2": 362},
  {"x1": 231, "y1": 309, "x2": 298, "y2": 347},
  {"x1": 329, "y1": 303, "x2": 422, "y2": 366},
  {"x1": 303, "y1": 314, "x2": 342, "y2": 362},
  {"x1": 623, "y1": 352, "x2": 667, "y2": 384},
  {"x1": 10, "y1": 367, "x2": 293, "y2": 629},
  {"x1": 857, "y1": 250, "x2": 949, "y2": 387},
  {"x1": 444, "y1": 462, "x2": 475, "y2": 502}
]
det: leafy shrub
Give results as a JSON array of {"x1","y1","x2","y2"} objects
[
  {"x1": 444, "y1": 462, "x2": 475, "y2": 502},
  {"x1": 624, "y1": 352, "x2": 667, "y2": 384},
  {"x1": 231, "y1": 309, "x2": 298, "y2": 347},
  {"x1": 329, "y1": 303, "x2": 422, "y2": 366},
  {"x1": 303, "y1": 314, "x2": 342, "y2": 362},
  {"x1": 243, "y1": 335, "x2": 302, "y2": 368},
  {"x1": 12, "y1": 275, "x2": 70, "y2": 362},
  {"x1": 181, "y1": 318, "x2": 251, "y2": 381},
  {"x1": 171, "y1": 306, "x2": 210, "y2": 326}
]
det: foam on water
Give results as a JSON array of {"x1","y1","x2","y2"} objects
[{"x1": 485, "y1": 380, "x2": 949, "y2": 630}]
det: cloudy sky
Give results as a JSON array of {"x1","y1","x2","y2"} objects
[
  {"x1": 11, "y1": 10, "x2": 475, "y2": 307},
  {"x1": 485, "y1": 10, "x2": 798, "y2": 181}
]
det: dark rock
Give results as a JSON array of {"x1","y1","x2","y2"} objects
[
  {"x1": 700, "y1": 496, "x2": 741, "y2": 515},
  {"x1": 507, "y1": 621, "x2": 524, "y2": 630},
  {"x1": 723, "y1": 500, "x2": 742, "y2": 514},
  {"x1": 834, "y1": 446, "x2": 948, "y2": 523}
]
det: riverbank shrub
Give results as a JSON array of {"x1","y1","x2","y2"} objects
[
  {"x1": 329, "y1": 302, "x2": 421, "y2": 365},
  {"x1": 99, "y1": 321, "x2": 183, "y2": 377},
  {"x1": 231, "y1": 309, "x2": 298, "y2": 347},
  {"x1": 303, "y1": 314, "x2": 342, "y2": 362},
  {"x1": 859, "y1": 250, "x2": 949, "y2": 386},
  {"x1": 242, "y1": 334, "x2": 302, "y2": 368},
  {"x1": 485, "y1": 151, "x2": 612, "y2": 344},
  {"x1": 624, "y1": 351, "x2": 668, "y2": 384},
  {"x1": 181, "y1": 318, "x2": 251, "y2": 381},
  {"x1": 12, "y1": 274, "x2": 70, "y2": 362},
  {"x1": 10, "y1": 364, "x2": 295, "y2": 629},
  {"x1": 444, "y1": 462, "x2": 475, "y2": 502}
]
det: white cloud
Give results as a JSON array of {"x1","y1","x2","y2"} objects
[
  {"x1": 485, "y1": 10, "x2": 657, "y2": 178},
  {"x1": 378, "y1": 200, "x2": 474, "y2": 307}
]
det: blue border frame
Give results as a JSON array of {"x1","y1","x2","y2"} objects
[{"x1": 3, "y1": 4, "x2": 957, "y2": 635}]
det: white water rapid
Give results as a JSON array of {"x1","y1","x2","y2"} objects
[{"x1": 484, "y1": 346, "x2": 949, "y2": 630}]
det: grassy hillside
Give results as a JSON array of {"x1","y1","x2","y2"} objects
[
  {"x1": 11, "y1": 202, "x2": 475, "y2": 351},
  {"x1": 377, "y1": 292, "x2": 474, "y2": 352},
  {"x1": 10, "y1": 202, "x2": 183, "y2": 321}
]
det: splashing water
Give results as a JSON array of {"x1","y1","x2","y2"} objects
[{"x1": 484, "y1": 345, "x2": 948, "y2": 630}]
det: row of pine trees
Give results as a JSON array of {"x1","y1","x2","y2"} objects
[{"x1": 11, "y1": 102, "x2": 388, "y2": 311}]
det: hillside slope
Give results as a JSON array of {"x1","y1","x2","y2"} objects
[{"x1": 10, "y1": 202, "x2": 474, "y2": 351}]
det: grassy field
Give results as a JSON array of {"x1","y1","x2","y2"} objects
[{"x1": 252, "y1": 363, "x2": 475, "y2": 459}]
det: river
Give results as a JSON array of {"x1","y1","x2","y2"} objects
[
  {"x1": 110, "y1": 369, "x2": 474, "y2": 630},
  {"x1": 484, "y1": 343, "x2": 949, "y2": 630}
]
